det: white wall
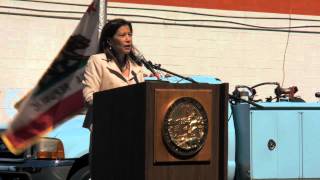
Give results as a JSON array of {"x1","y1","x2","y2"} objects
[
  {"x1": 0, "y1": 0, "x2": 90, "y2": 124},
  {"x1": 110, "y1": 2, "x2": 320, "y2": 102},
  {"x1": 1, "y1": 0, "x2": 320, "y2": 123}
]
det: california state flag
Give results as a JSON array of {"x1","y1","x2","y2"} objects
[{"x1": 1, "y1": 0, "x2": 106, "y2": 154}]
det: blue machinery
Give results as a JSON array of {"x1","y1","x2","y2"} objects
[
  {"x1": 230, "y1": 80, "x2": 320, "y2": 179},
  {"x1": 232, "y1": 102, "x2": 320, "y2": 179}
]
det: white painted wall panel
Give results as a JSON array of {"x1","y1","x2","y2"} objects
[{"x1": 1, "y1": 0, "x2": 320, "y2": 124}]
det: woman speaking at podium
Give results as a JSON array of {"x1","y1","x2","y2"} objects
[{"x1": 82, "y1": 18, "x2": 145, "y2": 131}]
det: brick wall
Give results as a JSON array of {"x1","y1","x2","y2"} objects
[
  {"x1": 0, "y1": 0, "x2": 87, "y2": 124},
  {"x1": 1, "y1": 0, "x2": 320, "y2": 124}
]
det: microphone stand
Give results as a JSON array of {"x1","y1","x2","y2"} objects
[
  {"x1": 145, "y1": 60, "x2": 198, "y2": 84},
  {"x1": 145, "y1": 59, "x2": 264, "y2": 108}
]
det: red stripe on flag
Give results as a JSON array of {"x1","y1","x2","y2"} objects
[
  {"x1": 110, "y1": 0, "x2": 320, "y2": 16},
  {"x1": 3, "y1": 90, "x2": 84, "y2": 153}
]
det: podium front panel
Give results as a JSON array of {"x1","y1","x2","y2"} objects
[
  {"x1": 92, "y1": 82, "x2": 228, "y2": 180},
  {"x1": 154, "y1": 88, "x2": 212, "y2": 163}
]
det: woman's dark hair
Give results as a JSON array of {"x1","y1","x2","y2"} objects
[
  {"x1": 99, "y1": 18, "x2": 141, "y2": 65},
  {"x1": 99, "y1": 18, "x2": 132, "y2": 53}
]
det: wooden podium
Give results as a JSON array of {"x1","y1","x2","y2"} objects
[{"x1": 91, "y1": 81, "x2": 228, "y2": 180}]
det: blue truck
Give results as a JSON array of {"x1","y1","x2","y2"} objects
[{"x1": 1, "y1": 76, "x2": 320, "y2": 180}]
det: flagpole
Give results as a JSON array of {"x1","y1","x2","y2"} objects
[{"x1": 98, "y1": 0, "x2": 107, "y2": 38}]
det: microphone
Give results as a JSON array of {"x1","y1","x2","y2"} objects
[{"x1": 134, "y1": 49, "x2": 161, "y2": 79}]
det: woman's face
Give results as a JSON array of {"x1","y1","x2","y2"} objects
[{"x1": 110, "y1": 25, "x2": 132, "y2": 56}]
